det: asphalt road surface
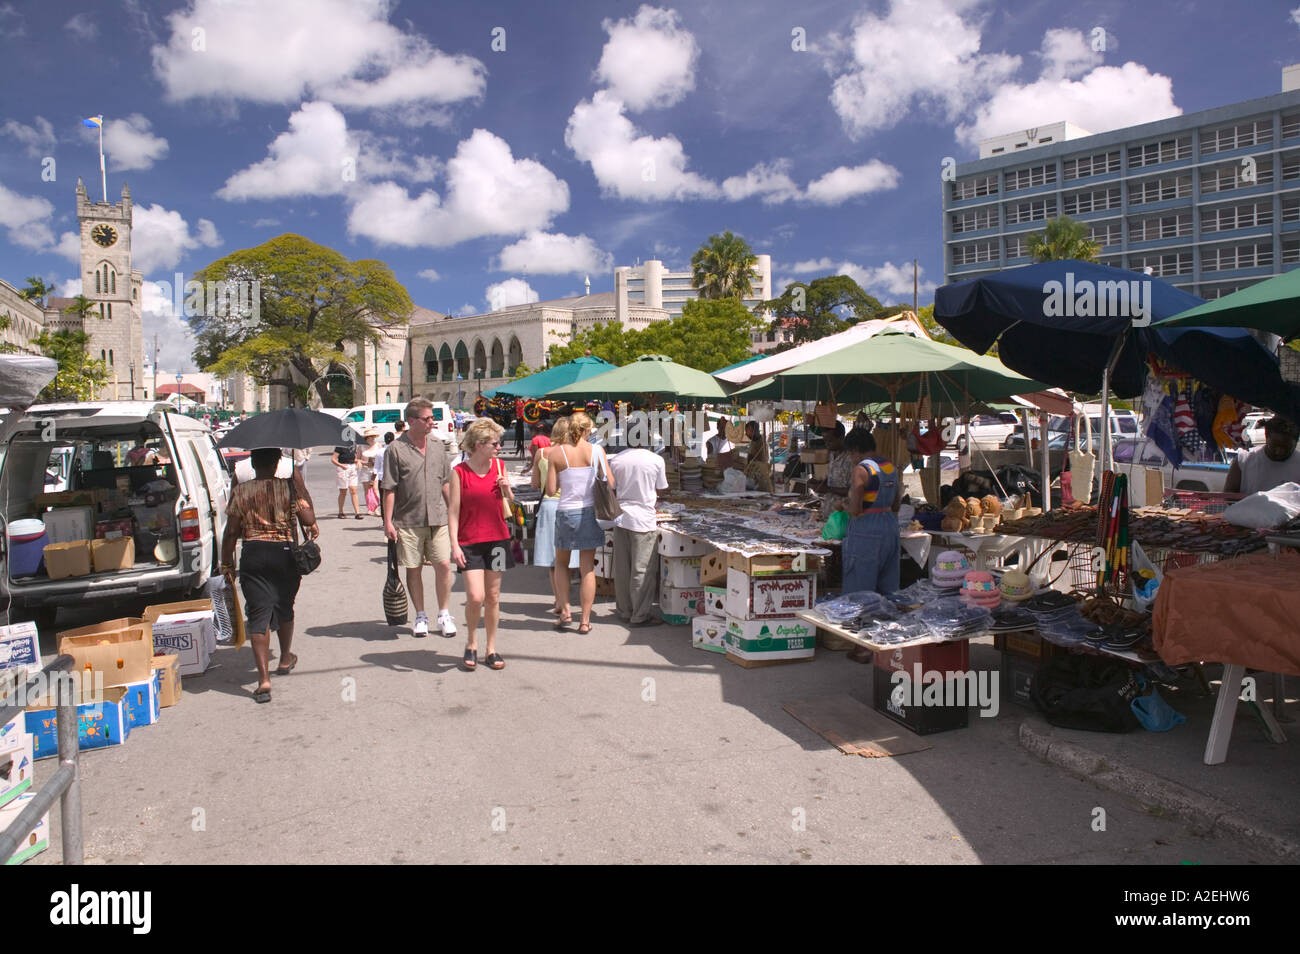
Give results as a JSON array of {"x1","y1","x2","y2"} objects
[{"x1": 30, "y1": 458, "x2": 1268, "y2": 864}]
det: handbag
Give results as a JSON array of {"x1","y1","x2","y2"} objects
[
  {"x1": 495, "y1": 459, "x2": 513, "y2": 521},
  {"x1": 286, "y1": 477, "x2": 322, "y2": 575},
  {"x1": 383, "y1": 539, "x2": 409, "y2": 626},
  {"x1": 592, "y1": 446, "x2": 622, "y2": 522},
  {"x1": 1069, "y1": 413, "x2": 1096, "y2": 505}
]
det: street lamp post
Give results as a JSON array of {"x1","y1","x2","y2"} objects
[
  {"x1": 176, "y1": 373, "x2": 183, "y2": 412},
  {"x1": 456, "y1": 373, "x2": 464, "y2": 410}
]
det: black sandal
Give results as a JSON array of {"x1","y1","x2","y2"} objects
[
  {"x1": 253, "y1": 686, "x2": 272, "y2": 704},
  {"x1": 273, "y1": 652, "x2": 298, "y2": 676},
  {"x1": 462, "y1": 648, "x2": 478, "y2": 671},
  {"x1": 486, "y1": 652, "x2": 505, "y2": 671}
]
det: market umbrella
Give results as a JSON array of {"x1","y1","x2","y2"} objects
[
  {"x1": 0, "y1": 355, "x2": 57, "y2": 446},
  {"x1": 1154, "y1": 267, "x2": 1300, "y2": 339},
  {"x1": 547, "y1": 354, "x2": 730, "y2": 402},
  {"x1": 730, "y1": 333, "x2": 1045, "y2": 404},
  {"x1": 484, "y1": 356, "x2": 616, "y2": 399},
  {"x1": 217, "y1": 408, "x2": 350, "y2": 449}
]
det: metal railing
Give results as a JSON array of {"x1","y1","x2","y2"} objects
[{"x1": 0, "y1": 654, "x2": 83, "y2": 864}]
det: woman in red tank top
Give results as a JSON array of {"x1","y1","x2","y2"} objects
[{"x1": 448, "y1": 418, "x2": 515, "y2": 671}]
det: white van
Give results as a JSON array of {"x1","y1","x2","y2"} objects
[
  {"x1": 0, "y1": 402, "x2": 229, "y2": 628},
  {"x1": 341, "y1": 402, "x2": 455, "y2": 445}
]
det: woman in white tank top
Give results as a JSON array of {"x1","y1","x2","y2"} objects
[{"x1": 545, "y1": 411, "x2": 613, "y2": 633}]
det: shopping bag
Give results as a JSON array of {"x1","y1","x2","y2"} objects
[
  {"x1": 821, "y1": 509, "x2": 848, "y2": 540},
  {"x1": 206, "y1": 573, "x2": 236, "y2": 644},
  {"x1": 365, "y1": 485, "x2": 380, "y2": 513},
  {"x1": 383, "y1": 539, "x2": 409, "y2": 626},
  {"x1": 592, "y1": 446, "x2": 622, "y2": 522},
  {"x1": 225, "y1": 570, "x2": 246, "y2": 647},
  {"x1": 1069, "y1": 413, "x2": 1096, "y2": 504}
]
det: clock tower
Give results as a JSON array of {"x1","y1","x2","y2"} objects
[{"x1": 75, "y1": 176, "x2": 144, "y2": 400}]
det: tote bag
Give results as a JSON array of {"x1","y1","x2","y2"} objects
[
  {"x1": 1069, "y1": 414, "x2": 1096, "y2": 505},
  {"x1": 383, "y1": 539, "x2": 409, "y2": 626},
  {"x1": 592, "y1": 446, "x2": 622, "y2": 522}
]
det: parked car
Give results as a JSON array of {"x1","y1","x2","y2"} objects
[
  {"x1": 948, "y1": 412, "x2": 1020, "y2": 452},
  {"x1": 340, "y1": 401, "x2": 454, "y2": 445},
  {"x1": 1111, "y1": 436, "x2": 1230, "y2": 506},
  {"x1": 1240, "y1": 412, "x2": 1269, "y2": 448},
  {"x1": 1, "y1": 402, "x2": 230, "y2": 628}
]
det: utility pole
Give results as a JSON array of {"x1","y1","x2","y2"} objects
[{"x1": 152, "y1": 334, "x2": 159, "y2": 400}]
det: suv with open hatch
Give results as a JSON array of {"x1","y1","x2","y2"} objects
[{"x1": 0, "y1": 402, "x2": 229, "y2": 628}]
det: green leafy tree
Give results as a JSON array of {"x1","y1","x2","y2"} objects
[
  {"x1": 32, "y1": 330, "x2": 108, "y2": 401},
  {"x1": 19, "y1": 276, "x2": 52, "y2": 307},
  {"x1": 63, "y1": 294, "x2": 96, "y2": 322},
  {"x1": 188, "y1": 234, "x2": 414, "y2": 407},
  {"x1": 509, "y1": 362, "x2": 535, "y2": 381},
  {"x1": 0, "y1": 314, "x2": 16, "y2": 354},
  {"x1": 1026, "y1": 215, "x2": 1100, "y2": 263},
  {"x1": 547, "y1": 321, "x2": 641, "y2": 367},
  {"x1": 760, "y1": 275, "x2": 903, "y2": 346},
  {"x1": 690, "y1": 231, "x2": 758, "y2": 300},
  {"x1": 637, "y1": 298, "x2": 765, "y2": 370}
]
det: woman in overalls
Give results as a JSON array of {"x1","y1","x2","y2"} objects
[{"x1": 842, "y1": 429, "x2": 902, "y2": 595}]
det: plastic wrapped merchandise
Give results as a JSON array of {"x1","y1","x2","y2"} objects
[
  {"x1": 918, "y1": 601, "x2": 992, "y2": 640},
  {"x1": 885, "y1": 578, "x2": 947, "y2": 609},
  {"x1": 860, "y1": 616, "x2": 932, "y2": 646},
  {"x1": 1037, "y1": 611, "x2": 1104, "y2": 647},
  {"x1": 815, "y1": 590, "x2": 896, "y2": 626}
]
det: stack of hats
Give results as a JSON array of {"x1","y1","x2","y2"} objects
[
  {"x1": 679, "y1": 456, "x2": 703, "y2": 493},
  {"x1": 931, "y1": 550, "x2": 970, "y2": 589},
  {"x1": 999, "y1": 570, "x2": 1034, "y2": 602},
  {"x1": 961, "y1": 570, "x2": 1000, "y2": 609}
]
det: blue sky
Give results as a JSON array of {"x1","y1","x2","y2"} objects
[{"x1": 3, "y1": 0, "x2": 1300, "y2": 371}]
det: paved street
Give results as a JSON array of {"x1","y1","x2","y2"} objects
[{"x1": 30, "y1": 460, "x2": 1274, "y2": 864}]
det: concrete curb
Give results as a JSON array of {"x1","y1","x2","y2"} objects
[{"x1": 1017, "y1": 719, "x2": 1300, "y2": 860}]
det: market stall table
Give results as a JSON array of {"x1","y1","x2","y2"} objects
[{"x1": 1154, "y1": 550, "x2": 1299, "y2": 764}]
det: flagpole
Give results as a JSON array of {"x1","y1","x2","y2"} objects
[{"x1": 99, "y1": 120, "x2": 106, "y2": 202}]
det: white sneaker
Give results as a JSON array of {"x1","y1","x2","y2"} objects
[
  {"x1": 438, "y1": 611, "x2": 457, "y2": 638},
  {"x1": 413, "y1": 614, "x2": 429, "y2": 638}
]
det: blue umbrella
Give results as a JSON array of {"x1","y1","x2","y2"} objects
[
  {"x1": 935, "y1": 260, "x2": 1300, "y2": 417},
  {"x1": 484, "y1": 356, "x2": 616, "y2": 400}
]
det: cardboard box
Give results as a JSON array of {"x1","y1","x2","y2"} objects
[
  {"x1": 0, "y1": 733, "x2": 34, "y2": 807},
  {"x1": 700, "y1": 550, "x2": 728, "y2": 585},
  {"x1": 724, "y1": 615, "x2": 815, "y2": 661},
  {"x1": 691, "y1": 615, "x2": 727, "y2": 654},
  {"x1": 595, "y1": 578, "x2": 615, "y2": 598},
  {"x1": 121, "y1": 670, "x2": 161, "y2": 729},
  {"x1": 811, "y1": 463, "x2": 828, "y2": 479},
  {"x1": 660, "y1": 556, "x2": 702, "y2": 588},
  {"x1": 25, "y1": 685, "x2": 132, "y2": 759},
  {"x1": 151, "y1": 654, "x2": 181, "y2": 707},
  {"x1": 90, "y1": 536, "x2": 135, "y2": 572},
  {"x1": 0, "y1": 793, "x2": 48, "y2": 864},
  {"x1": 657, "y1": 530, "x2": 712, "y2": 558},
  {"x1": 0, "y1": 715, "x2": 25, "y2": 756},
  {"x1": 872, "y1": 641, "x2": 970, "y2": 735},
  {"x1": 0, "y1": 622, "x2": 42, "y2": 687},
  {"x1": 703, "y1": 585, "x2": 727, "y2": 615},
  {"x1": 56, "y1": 622, "x2": 153, "y2": 688},
  {"x1": 659, "y1": 584, "x2": 705, "y2": 624},
  {"x1": 726, "y1": 551, "x2": 821, "y2": 576},
  {"x1": 33, "y1": 489, "x2": 107, "y2": 511},
  {"x1": 1000, "y1": 652, "x2": 1037, "y2": 709},
  {"x1": 94, "y1": 518, "x2": 135, "y2": 540},
  {"x1": 144, "y1": 600, "x2": 215, "y2": 675},
  {"x1": 42, "y1": 507, "x2": 95, "y2": 544},
  {"x1": 43, "y1": 540, "x2": 91, "y2": 579},
  {"x1": 593, "y1": 549, "x2": 613, "y2": 579},
  {"x1": 725, "y1": 650, "x2": 811, "y2": 669},
  {"x1": 993, "y1": 631, "x2": 1069, "y2": 662},
  {"x1": 725, "y1": 569, "x2": 816, "y2": 620}
]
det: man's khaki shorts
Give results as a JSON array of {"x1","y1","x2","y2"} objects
[{"x1": 395, "y1": 525, "x2": 450, "y2": 568}]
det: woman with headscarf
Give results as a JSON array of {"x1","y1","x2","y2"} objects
[{"x1": 220, "y1": 447, "x2": 320, "y2": 703}]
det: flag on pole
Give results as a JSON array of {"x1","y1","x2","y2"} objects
[{"x1": 81, "y1": 115, "x2": 103, "y2": 128}]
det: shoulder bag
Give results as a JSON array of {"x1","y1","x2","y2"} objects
[
  {"x1": 286, "y1": 476, "x2": 322, "y2": 575},
  {"x1": 592, "y1": 446, "x2": 622, "y2": 522}
]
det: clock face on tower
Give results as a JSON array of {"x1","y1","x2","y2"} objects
[{"x1": 91, "y1": 224, "x2": 117, "y2": 247}]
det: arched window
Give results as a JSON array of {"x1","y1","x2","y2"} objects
[
  {"x1": 100, "y1": 350, "x2": 106, "y2": 362},
  {"x1": 453, "y1": 341, "x2": 469, "y2": 379},
  {"x1": 490, "y1": 338, "x2": 504, "y2": 377},
  {"x1": 110, "y1": 271, "x2": 115, "y2": 294},
  {"x1": 385, "y1": 391, "x2": 392, "y2": 403},
  {"x1": 439, "y1": 343, "x2": 453, "y2": 381},
  {"x1": 507, "y1": 336, "x2": 523, "y2": 376},
  {"x1": 95, "y1": 271, "x2": 100, "y2": 294},
  {"x1": 472, "y1": 340, "x2": 487, "y2": 378},
  {"x1": 108, "y1": 349, "x2": 113, "y2": 366},
  {"x1": 384, "y1": 360, "x2": 391, "y2": 376},
  {"x1": 107, "y1": 303, "x2": 112, "y2": 320},
  {"x1": 424, "y1": 345, "x2": 437, "y2": 381},
  {"x1": 397, "y1": 361, "x2": 402, "y2": 380}
]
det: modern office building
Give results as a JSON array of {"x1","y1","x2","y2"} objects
[
  {"x1": 614, "y1": 256, "x2": 773, "y2": 321},
  {"x1": 942, "y1": 66, "x2": 1300, "y2": 299}
]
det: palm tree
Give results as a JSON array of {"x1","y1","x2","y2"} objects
[
  {"x1": 1026, "y1": 216, "x2": 1100, "y2": 263},
  {"x1": 63, "y1": 295, "x2": 96, "y2": 321},
  {"x1": 19, "y1": 276, "x2": 52, "y2": 307},
  {"x1": 690, "y1": 231, "x2": 758, "y2": 300}
]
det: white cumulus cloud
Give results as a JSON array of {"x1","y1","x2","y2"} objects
[
  {"x1": 132, "y1": 204, "x2": 223, "y2": 276},
  {"x1": 151, "y1": 0, "x2": 485, "y2": 119},
  {"x1": 2, "y1": 116, "x2": 56, "y2": 157},
  {"x1": 141, "y1": 280, "x2": 200, "y2": 373},
  {"x1": 103, "y1": 113, "x2": 169, "y2": 171},
  {"x1": 64, "y1": 13, "x2": 97, "y2": 41},
  {"x1": 1038, "y1": 27, "x2": 1102, "y2": 80},
  {"x1": 804, "y1": 161, "x2": 901, "y2": 204},
  {"x1": 565, "y1": 91, "x2": 718, "y2": 201},
  {"x1": 0, "y1": 181, "x2": 55, "y2": 250},
  {"x1": 826, "y1": 0, "x2": 1021, "y2": 139},
  {"x1": 721, "y1": 160, "x2": 802, "y2": 204},
  {"x1": 347, "y1": 129, "x2": 569, "y2": 248},
  {"x1": 595, "y1": 5, "x2": 699, "y2": 111},
  {"x1": 495, "y1": 231, "x2": 612, "y2": 275},
  {"x1": 418, "y1": 268, "x2": 441, "y2": 281},
  {"x1": 485, "y1": 278, "x2": 539, "y2": 312}
]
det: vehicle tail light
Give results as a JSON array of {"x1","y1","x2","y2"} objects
[{"x1": 179, "y1": 507, "x2": 201, "y2": 542}]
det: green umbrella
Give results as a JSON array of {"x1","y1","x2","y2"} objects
[
  {"x1": 484, "y1": 355, "x2": 616, "y2": 399},
  {"x1": 547, "y1": 354, "x2": 730, "y2": 402},
  {"x1": 1154, "y1": 268, "x2": 1300, "y2": 338},
  {"x1": 730, "y1": 333, "x2": 1045, "y2": 405}
]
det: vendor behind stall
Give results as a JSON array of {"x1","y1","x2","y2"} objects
[
  {"x1": 743, "y1": 421, "x2": 773, "y2": 492},
  {"x1": 1224, "y1": 416, "x2": 1300, "y2": 494},
  {"x1": 812, "y1": 422, "x2": 853, "y2": 517},
  {"x1": 843, "y1": 429, "x2": 901, "y2": 595}
]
